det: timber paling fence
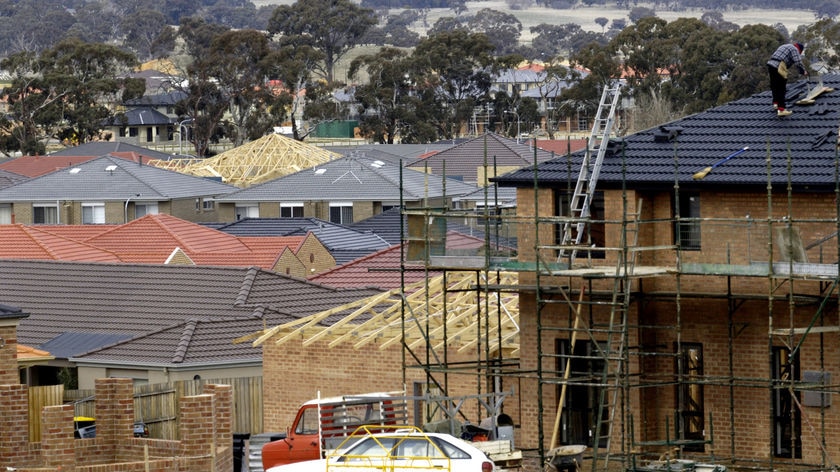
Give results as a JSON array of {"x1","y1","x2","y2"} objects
[{"x1": 29, "y1": 376, "x2": 263, "y2": 442}]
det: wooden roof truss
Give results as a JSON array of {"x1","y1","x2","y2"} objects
[{"x1": 242, "y1": 271, "x2": 519, "y2": 355}]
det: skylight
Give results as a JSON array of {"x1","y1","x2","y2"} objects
[{"x1": 69, "y1": 168, "x2": 81, "y2": 174}]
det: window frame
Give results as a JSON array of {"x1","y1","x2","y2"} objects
[
  {"x1": 329, "y1": 202, "x2": 353, "y2": 224},
  {"x1": 82, "y1": 203, "x2": 106, "y2": 224},
  {"x1": 675, "y1": 192, "x2": 701, "y2": 250},
  {"x1": 33, "y1": 203, "x2": 59, "y2": 224},
  {"x1": 280, "y1": 202, "x2": 304, "y2": 218}
]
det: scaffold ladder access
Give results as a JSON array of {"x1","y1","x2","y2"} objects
[{"x1": 558, "y1": 82, "x2": 622, "y2": 264}]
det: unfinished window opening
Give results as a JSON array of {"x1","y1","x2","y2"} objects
[
  {"x1": 554, "y1": 190, "x2": 605, "y2": 259},
  {"x1": 555, "y1": 339, "x2": 607, "y2": 447},
  {"x1": 676, "y1": 343, "x2": 705, "y2": 451},
  {"x1": 772, "y1": 346, "x2": 801, "y2": 458}
]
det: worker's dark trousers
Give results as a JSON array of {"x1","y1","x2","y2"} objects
[{"x1": 768, "y1": 64, "x2": 787, "y2": 109}]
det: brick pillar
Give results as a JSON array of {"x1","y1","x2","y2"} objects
[
  {"x1": 180, "y1": 394, "x2": 215, "y2": 472},
  {"x1": 94, "y1": 377, "x2": 134, "y2": 458},
  {"x1": 0, "y1": 324, "x2": 20, "y2": 385},
  {"x1": 41, "y1": 403, "x2": 75, "y2": 471},
  {"x1": 204, "y1": 384, "x2": 233, "y2": 472},
  {"x1": 0, "y1": 384, "x2": 29, "y2": 466}
]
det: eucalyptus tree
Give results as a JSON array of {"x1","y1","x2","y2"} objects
[
  {"x1": 266, "y1": 0, "x2": 376, "y2": 84},
  {"x1": 410, "y1": 30, "x2": 497, "y2": 140},
  {"x1": 349, "y1": 47, "x2": 414, "y2": 144}
]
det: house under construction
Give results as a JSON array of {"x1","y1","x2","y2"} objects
[{"x1": 400, "y1": 74, "x2": 840, "y2": 472}]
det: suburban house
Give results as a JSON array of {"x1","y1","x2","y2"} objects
[
  {"x1": 0, "y1": 214, "x2": 337, "y2": 275},
  {"x1": 149, "y1": 132, "x2": 341, "y2": 188},
  {"x1": 405, "y1": 132, "x2": 556, "y2": 188},
  {"x1": 100, "y1": 107, "x2": 173, "y2": 145},
  {"x1": 208, "y1": 216, "x2": 391, "y2": 265},
  {"x1": 481, "y1": 74, "x2": 840, "y2": 468},
  {"x1": 214, "y1": 151, "x2": 481, "y2": 224},
  {"x1": 0, "y1": 154, "x2": 237, "y2": 224},
  {"x1": 1, "y1": 259, "x2": 382, "y2": 389},
  {"x1": 0, "y1": 306, "x2": 236, "y2": 471}
]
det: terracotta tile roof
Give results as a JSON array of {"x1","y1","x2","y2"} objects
[
  {"x1": 2, "y1": 215, "x2": 325, "y2": 270},
  {"x1": 0, "y1": 225, "x2": 121, "y2": 262}
]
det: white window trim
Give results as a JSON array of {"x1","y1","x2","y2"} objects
[
  {"x1": 82, "y1": 202, "x2": 106, "y2": 224},
  {"x1": 33, "y1": 202, "x2": 59, "y2": 224}
]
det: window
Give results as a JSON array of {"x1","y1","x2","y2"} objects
[
  {"x1": 235, "y1": 204, "x2": 259, "y2": 220},
  {"x1": 202, "y1": 199, "x2": 215, "y2": 210},
  {"x1": 677, "y1": 343, "x2": 704, "y2": 451},
  {"x1": 0, "y1": 204, "x2": 10, "y2": 224},
  {"x1": 555, "y1": 190, "x2": 605, "y2": 259},
  {"x1": 296, "y1": 407, "x2": 319, "y2": 435},
  {"x1": 82, "y1": 203, "x2": 105, "y2": 224},
  {"x1": 329, "y1": 202, "x2": 353, "y2": 224},
  {"x1": 135, "y1": 203, "x2": 158, "y2": 218},
  {"x1": 577, "y1": 116, "x2": 589, "y2": 131},
  {"x1": 675, "y1": 193, "x2": 701, "y2": 250},
  {"x1": 33, "y1": 203, "x2": 58, "y2": 224},
  {"x1": 281, "y1": 203, "x2": 304, "y2": 218},
  {"x1": 772, "y1": 346, "x2": 801, "y2": 458}
]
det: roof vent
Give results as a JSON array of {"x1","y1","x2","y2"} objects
[
  {"x1": 653, "y1": 125, "x2": 683, "y2": 143},
  {"x1": 605, "y1": 138, "x2": 626, "y2": 156}
]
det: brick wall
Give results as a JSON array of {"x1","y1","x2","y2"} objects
[
  {"x1": 513, "y1": 185, "x2": 840, "y2": 465},
  {"x1": 0, "y1": 319, "x2": 235, "y2": 472},
  {"x1": 262, "y1": 338, "x2": 521, "y2": 436}
]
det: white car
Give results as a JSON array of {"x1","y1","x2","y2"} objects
[{"x1": 266, "y1": 426, "x2": 495, "y2": 472}]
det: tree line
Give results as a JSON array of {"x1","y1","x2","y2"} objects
[{"x1": 1, "y1": 0, "x2": 839, "y2": 155}]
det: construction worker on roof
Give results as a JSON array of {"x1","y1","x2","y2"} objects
[{"x1": 767, "y1": 41, "x2": 808, "y2": 117}]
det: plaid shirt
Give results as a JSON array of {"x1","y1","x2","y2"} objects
[{"x1": 767, "y1": 43, "x2": 806, "y2": 74}]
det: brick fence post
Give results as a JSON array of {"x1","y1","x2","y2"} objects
[
  {"x1": 0, "y1": 384, "x2": 29, "y2": 467},
  {"x1": 204, "y1": 384, "x2": 233, "y2": 472},
  {"x1": 180, "y1": 394, "x2": 215, "y2": 472},
  {"x1": 95, "y1": 377, "x2": 134, "y2": 459},
  {"x1": 41, "y1": 403, "x2": 75, "y2": 471}
]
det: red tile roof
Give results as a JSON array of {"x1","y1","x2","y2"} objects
[
  {"x1": 533, "y1": 138, "x2": 589, "y2": 156},
  {"x1": 1, "y1": 214, "x2": 320, "y2": 270}
]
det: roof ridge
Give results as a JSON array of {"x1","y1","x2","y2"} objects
[{"x1": 172, "y1": 319, "x2": 198, "y2": 363}]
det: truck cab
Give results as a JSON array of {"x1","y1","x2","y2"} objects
[{"x1": 261, "y1": 392, "x2": 407, "y2": 470}]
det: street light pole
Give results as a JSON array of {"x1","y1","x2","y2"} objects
[
  {"x1": 176, "y1": 118, "x2": 193, "y2": 155},
  {"x1": 505, "y1": 110, "x2": 521, "y2": 144}
]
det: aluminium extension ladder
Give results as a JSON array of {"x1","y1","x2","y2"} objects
[{"x1": 558, "y1": 82, "x2": 622, "y2": 264}]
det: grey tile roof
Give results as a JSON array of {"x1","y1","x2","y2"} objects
[
  {"x1": 0, "y1": 169, "x2": 28, "y2": 189},
  {"x1": 496, "y1": 74, "x2": 840, "y2": 189},
  {"x1": 0, "y1": 303, "x2": 27, "y2": 320},
  {"x1": 348, "y1": 207, "x2": 517, "y2": 248},
  {"x1": 48, "y1": 141, "x2": 176, "y2": 160},
  {"x1": 102, "y1": 107, "x2": 173, "y2": 126},
  {"x1": 124, "y1": 91, "x2": 188, "y2": 107},
  {"x1": 210, "y1": 217, "x2": 391, "y2": 265},
  {"x1": 323, "y1": 144, "x2": 456, "y2": 162},
  {"x1": 41, "y1": 332, "x2": 133, "y2": 359},
  {"x1": 0, "y1": 259, "x2": 382, "y2": 364},
  {"x1": 406, "y1": 132, "x2": 557, "y2": 184},
  {"x1": 0, "y1": 155, "x2": 237, "y2": 201},
  {"x1": 72, "y1": 318, "x2": 270, "y2": 367},
  {"x1": 215, "y1": 153, "x2": 481, "y2": 202}
]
